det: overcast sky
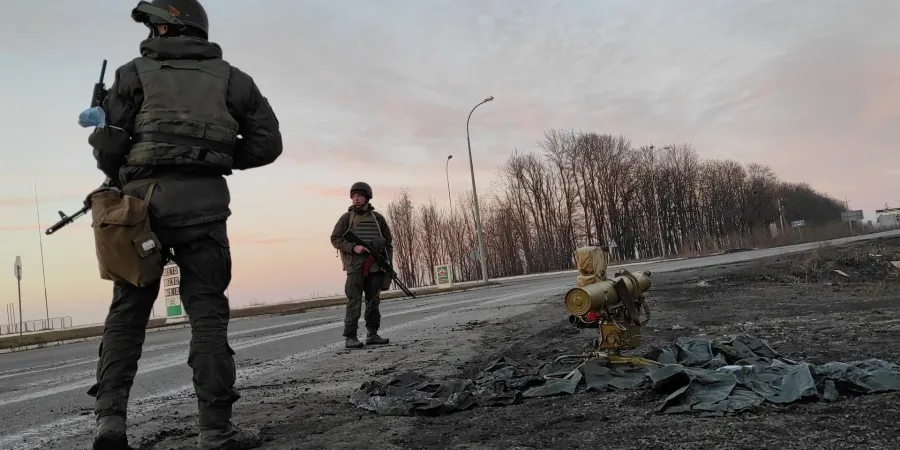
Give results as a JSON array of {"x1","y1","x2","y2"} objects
[{"x1": 1, "y1": 0, "x2": 897, "y2": 326}]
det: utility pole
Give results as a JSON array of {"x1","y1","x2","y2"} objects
[
  {"x1": 845, "y1": 197, "x2": 853, "y2": 236},
  {"x1": 777, "y1": 199, "x2": 786, "y2": 232},
  {"x1": 34, "y1": 181, "x2": 51, "y2": 329},
  {"x1": 466, "y1": 96, "x2": 494, "y2": 284}
]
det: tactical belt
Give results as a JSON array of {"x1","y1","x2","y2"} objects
[
  {"x1": 122, "y1": 177, "x2": 164, "y2": 192},
  {"x1": 132, "y1": 132, "x2": 233, "y2": 160}
]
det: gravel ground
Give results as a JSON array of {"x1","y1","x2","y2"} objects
[{"x1": 137, "y1": 237, "x2": 900, "y2": 450}]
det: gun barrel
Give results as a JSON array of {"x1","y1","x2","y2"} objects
[
  {"x1": 45, "y1": 221, "x2": 70, "y2": 235},
  {"x1": 45, "y1": 206, "x2": 89, "y2": 235},
  {"x1": 91, "y1": 59, "x2": 108, "y2": 108}
]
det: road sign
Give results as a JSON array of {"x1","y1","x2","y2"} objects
[
  {"x1": 14, "y1": 256, "x2": 22, "y2": 281},
  {"x1": 162, "y1": 262, "x2": 186, "y2": 323},
  {"x1": 842, "y1": 209, "x2": 864, "y2": 235},
  {"x1": 434, "y1": 264, "x2": 453, "y2": 287},
  {"x1": 791, "y1": 220, "x2": 805, "y2": 228},
  {"x1": 14, "y1": 256, "x2": 23, "y2": 338},
  {"x1": 841, "y1": 210, "x2": 863, "y2": 222}
]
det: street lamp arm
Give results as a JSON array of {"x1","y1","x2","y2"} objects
[
  {"x1": 466, "y1": 101, "x2": 485, "y2": 136},
  {"x1": 466, "y1": 96, "x2": 494, "y2": 137}
]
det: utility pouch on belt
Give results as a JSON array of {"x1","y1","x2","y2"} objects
[{"x1": 89, "y1": 183, "x2": 163, "y2": 287}]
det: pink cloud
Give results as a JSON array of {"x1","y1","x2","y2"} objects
[
  {"x1": 297, "y1": 184, "x2": 351, "y2": 199},
  {"x1": 0, "y1": 224, "x2": 37, "y2": 232},
  {"x1": 0, "y1": 194, "x2": 84, "y2": 208},
  {"x1": 229, "y1": 233, "x2": 320, "y2": 246}
]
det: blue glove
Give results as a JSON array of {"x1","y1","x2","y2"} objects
[{"x1": 78, "y1": 106, "x2": 107, "y2": 128}]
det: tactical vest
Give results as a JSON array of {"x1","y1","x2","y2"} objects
[
  {"x1": 126, "y1": 57, "x2": 239, "y2": 174},
  {"x1": 350, "y1": 211, "x2": 383, "y2": 243},
  {"x1": 343, "y1": 210, "x2": 385, "y2": 272}
]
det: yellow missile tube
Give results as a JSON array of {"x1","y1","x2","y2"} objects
[{"x1": 563, "y1": 270, "x2": 652, "y2": 316}]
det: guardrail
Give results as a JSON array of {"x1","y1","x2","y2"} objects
[{"x1": 0, "y1": 316, "x2": 73, "y2": 335}]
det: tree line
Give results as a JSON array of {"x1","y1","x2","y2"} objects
[{"x1": 384, "y1": 129, "x2": 851, "y2": 287}]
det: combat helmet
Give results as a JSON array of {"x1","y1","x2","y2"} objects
[
  {"x1": 131, "y1": 0, "x2": 209, "y2": 39},
  {"x1": 350, "y1": 182, "x2": 373, "y2": 201}
]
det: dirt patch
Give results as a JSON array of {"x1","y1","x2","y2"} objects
[{"x1": 135, "y1": 237, "x2": 900, "y2": 450}]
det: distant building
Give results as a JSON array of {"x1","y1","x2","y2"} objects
[{"x1": 875, "y1": 207, "x2": 900, "y2": 228}]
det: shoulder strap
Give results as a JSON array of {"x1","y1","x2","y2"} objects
[
  {"x1": 372, "y1": 212, "x2": 384, "y2": 237},
  {"x1": 143, "y1": 182, "x2": 157, "y2": 205}
]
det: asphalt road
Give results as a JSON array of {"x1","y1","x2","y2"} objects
[{"x1": 1, "y1": 229, "x2": 898, "y2": 449}]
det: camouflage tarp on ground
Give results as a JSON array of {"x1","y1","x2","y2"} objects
[{"x1": 349, "y1": 334, "x2": 900, "y2": 416}]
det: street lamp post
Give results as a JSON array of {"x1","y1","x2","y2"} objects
[
  {"x1": 446, "y1": 154, "x2": 453, "y2": 210},
  {"x1": 649, "y1": 145, "x2": 668, "y2": 258},
  {"x1": 466, "y1": 95, "x2": 494, "y2": 284}
]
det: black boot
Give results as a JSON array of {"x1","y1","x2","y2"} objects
[
  {"x1": 197, "y1": 405, "x2": 261, "y2": 450},
  {"x1": 345, "y1": 336, "x2": 364, "y2": 349},
  {"x1": 366, "y1": 331, "x2": 389, "y2": 345},
  {"x1": 93, "y1": 415, "x2": 130, "y2": 450},
  {"x1": 197, "y1": 423, "x2": 262, "y2": 450}
]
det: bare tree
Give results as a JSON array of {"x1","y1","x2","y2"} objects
[{"x1": 382, "y1": 129, "x2": 852, "y2": 285}]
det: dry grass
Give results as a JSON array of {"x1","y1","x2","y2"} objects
[
  {"x1": 795, "y1": 242, "x2": 840, "y2": 282},
  {"x1": 678, "y1": 222, "x2": 891, "y2": 258},
  {"x1": 782, "y1": 236, "x2": 900, "y2": 284}
]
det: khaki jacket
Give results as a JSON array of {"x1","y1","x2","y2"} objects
[{"x1": 330, "y1": 207, "x2": 393, "y2": 273}]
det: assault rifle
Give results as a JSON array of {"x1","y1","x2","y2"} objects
[
  {"x1": 90, "y1": 59, "x2": 109, "y2": 109},
  {"x1": 342, "y1": 230, "x2": 416, "y2": 299},
  {"x1": 46, "y1": 59, "x2": 112, "y2": 236}
]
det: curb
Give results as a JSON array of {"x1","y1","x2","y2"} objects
[
  {"x1": 0, "y1": 283, "x2": 503, "y2": 354},
  {"x1": 0, "y1": 322, "x2": 194, "y2": 354}
]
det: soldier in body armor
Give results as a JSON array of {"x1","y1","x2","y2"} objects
[
  {"x1": 330, "y1": 182, "x2": 394, "y2": 349},
  {"x1": 86, "y1": 1, "x2": 282, "y2": 449}
]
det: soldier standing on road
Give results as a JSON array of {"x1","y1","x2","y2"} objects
[
  {"x1": 330, "y1": 182, "x2": 393, "y2": 349},
  {"x1": 85, "y1": 1, "x2": 282, "y2": 449}
]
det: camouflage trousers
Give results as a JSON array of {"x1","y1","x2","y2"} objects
[
  {"x1": 87, "y1": 220, "x2": 240, "y2": 429},
  {"x1": 342, "y1": 271, "x2": 384, "y2": 338}
]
